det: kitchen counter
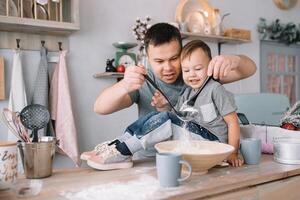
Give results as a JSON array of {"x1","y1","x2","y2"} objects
[{"x1": 2, "y1": 155, "x2": 300, "y2": 200}]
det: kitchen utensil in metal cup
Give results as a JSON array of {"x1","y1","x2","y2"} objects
[
  {"x1": 19, "y1": 104, "x2": 50, "y2": 143},
  {"x1": 18, "y1": 137, "x2": 56, "y2": 179}
]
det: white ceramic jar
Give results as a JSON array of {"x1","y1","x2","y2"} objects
[{"x1": 0, "y1": 141, "x2": 18, "y2": 190}]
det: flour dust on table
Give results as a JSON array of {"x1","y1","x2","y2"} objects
[{"x1": 60, "y1": 175, "x2": 178, "y2": 200}]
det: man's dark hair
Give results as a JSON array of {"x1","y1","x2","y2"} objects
[
  {"x1": 181, "y1": 40, "x2": 212, "y2": 61},
  {"x1": 144, "y1": 23, "x2": 182, "y2": 52}
]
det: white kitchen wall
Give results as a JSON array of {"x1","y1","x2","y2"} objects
[{"x1": 0, "y1": 0, "x2": 299, "y2": 167}]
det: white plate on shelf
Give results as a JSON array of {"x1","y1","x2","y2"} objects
[{"x1": 0, "y1": 0, "x2": 18, "y2": 17}]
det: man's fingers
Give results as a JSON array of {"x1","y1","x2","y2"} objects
[
  {"x1": 223, "y1": 65, "x2": 232, "y2": 77},
  {"x1": 213, "y1": 59, "x2": 222, "y2": 79},
  {"x1": 207, "y1": 58, "x2": 217, "y2": 76},
  {"x1": 219, "y1": 63, "x2": 228, "y2": 79}
]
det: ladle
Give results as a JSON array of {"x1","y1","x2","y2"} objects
[
  {"x1": 144, "y1": 75, "x2": 181, "y2": 116},
  {"x1": 144, "y1": 75, "x2": 212, "y2": 121},
  {"x1": 179, "y1": 76, "x2": 212, "y2": 120}
]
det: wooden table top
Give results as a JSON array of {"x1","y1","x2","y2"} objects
[{"x1": 2, "y1": 155, "x2": 300, "y2": 200}]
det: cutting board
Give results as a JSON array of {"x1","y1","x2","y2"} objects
[{"x1": 0, "y1": 57, "x2": 5, "y2": 100}]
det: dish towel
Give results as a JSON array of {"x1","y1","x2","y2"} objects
[
  {"x1": 7, "y1": 49, "x2": 27, "y2": 141},
  {"x1": 50, "y1": 50, "x2": 80, "y2": 166},
  {"x1": 31, "y1": 46, "x2": 54, "y2": 137}
]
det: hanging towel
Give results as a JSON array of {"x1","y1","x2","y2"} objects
[
  {"x1": 7, "y1": 50, "x2": 27, "y2": 141},
  {"x1": 50, "y1": 50, "x2": 80, "y2": 166},
  {"x1": 31, "y1": 46, "x2": 54, "y2": 137}
]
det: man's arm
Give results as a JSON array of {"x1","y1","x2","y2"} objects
[
  {"x1": 207, "y1": 55, "x2": 257, "y2": 84},
  {"x1": 94, "y1": 80, "x2": 133, "y2": 114},
  {"x1": 94, "y1": 65, "x2": 146, "y2": 114}
]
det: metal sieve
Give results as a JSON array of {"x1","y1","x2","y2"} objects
[{"x1": 19, "y1": 104, "x2": 50, "y2": 143}]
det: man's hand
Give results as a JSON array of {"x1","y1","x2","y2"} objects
[
  {"x1": 120, "y1": 64, "x2": 147, "y2": 93},
  {"x1": 151, "y1": 90, "x2": 170, "y2": 112},
  {"x1": 207, "y1": 55, "x2": 241, "y2": 80}
]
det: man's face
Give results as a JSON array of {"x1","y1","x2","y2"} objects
[
  {"x1": 181, "y1": 48, "x2": 210, "y2": 89},
  {"x1": 147, "y1": 40, "x2": 181, "y2": 84}
]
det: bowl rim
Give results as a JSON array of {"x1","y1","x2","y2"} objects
[{"x1": 154, "y1": 140, "x2": 235, "y2": 156}]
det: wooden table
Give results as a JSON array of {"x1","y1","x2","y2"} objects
[{"x1": 2, "y1": 155, "x2": 300, "y2": 200}]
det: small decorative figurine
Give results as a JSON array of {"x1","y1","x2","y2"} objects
[{"x1": 105, "y1": 58, "x2": 116, "y2": 72}]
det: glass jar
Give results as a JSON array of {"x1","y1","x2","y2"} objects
[{"x1": 137, "y1": 47, "x2": 148, "y2": 70}]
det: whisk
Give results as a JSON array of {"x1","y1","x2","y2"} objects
[{"x1": 0, "y1": 108, "x2": 31, "y2": 143}]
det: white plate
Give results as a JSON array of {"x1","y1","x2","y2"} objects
[{"x1": 0, "y1": 0, "x2": 18, "y2": 17}]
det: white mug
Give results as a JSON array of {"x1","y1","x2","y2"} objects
[{"x1": 0, "y1": 141, "x2": 18, "y2": 190}]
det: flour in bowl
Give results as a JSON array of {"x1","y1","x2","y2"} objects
[
  {"x1": 173, "y1": 141, "x2": 214, "y2": 154},
  {"x1": 174, "y1": 122, "x2": 214, "y2": 154}
]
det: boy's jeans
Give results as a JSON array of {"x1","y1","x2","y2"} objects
[{"x1": 122, "y1": 111, "x2": 220, "y2": 155}]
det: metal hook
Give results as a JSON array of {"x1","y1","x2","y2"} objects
[
  {"x1": 58, "y1": 42, "x2": 62, "y2": 51},
  {"x1": 41, "y1": 40, "x2": 45, "y2": 47},
  {"x1": 16, "y1": 39, "x2": 20, "y2": 49}
]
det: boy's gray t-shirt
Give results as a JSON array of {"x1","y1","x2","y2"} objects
[
  {"x1": 176, "y1": 79, "x2": 237, "y2": 143},
  {"x1": 129, "y1": 70, "x2": 185, "y2": 117}
]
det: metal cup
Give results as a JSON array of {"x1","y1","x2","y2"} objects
[{"x1": 18, "y1": 137, "x2": 56, "y2": 179}]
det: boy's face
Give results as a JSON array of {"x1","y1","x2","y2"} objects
[
  {"x1": 147, "y1": 40, "x2": 182, "y2": 84},
  {"x1": 181, "y1": 48, "x2": 210, "y2": 89}
]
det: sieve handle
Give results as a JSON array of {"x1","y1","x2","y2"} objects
[{"x1": 32, "y1": 129, "x2": 39, "y2": 143}]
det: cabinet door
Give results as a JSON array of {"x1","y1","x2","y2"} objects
[{"x1": 260, "y1": 40, "x2": 300, "y2": 105}]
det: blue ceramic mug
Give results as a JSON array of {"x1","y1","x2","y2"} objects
[
  {"x1": 156, "y1": 153, "x2": 192, "y2": 187},
  {"x1": 240, "y1": 138, "x2": 262, "y2": 165}
]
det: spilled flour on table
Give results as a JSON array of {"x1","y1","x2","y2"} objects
[{"x1": 60, "y1": 175, "x2": 168, "y2": 200}]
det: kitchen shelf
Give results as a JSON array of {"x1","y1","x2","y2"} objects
[
  {"x1": 93, "y1": 72, "x2": 124, "y2": 79},
  {"x1": 0, "y1": 15, "x2": 79, "y2": 35},
  {"x1": 94, "y1": 33, "x2": 252, "y2": 80},
  {"x1": 181, "y1": 32, "x2": 251, "y2": 43},
  {"x1": 0, "y1": 0, "x2": 79, "y2": 51},
  {"x1": 0, "y1": 0, "x2": 79, "y2": 36},
  {"x1": 181, "y1": 32, "x2": 251, "y2": 55}
]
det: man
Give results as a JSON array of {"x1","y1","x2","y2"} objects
[
  {"x1": 94, "y1": 23, "x2": 256, "y2": 116},
  {"x1": 82, "y1": 23, "x2": 256, "y2": 170}
]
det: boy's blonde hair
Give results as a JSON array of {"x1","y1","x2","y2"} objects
[{"x1": 181, "y1": 40, "x2": 212, "y2": 61}]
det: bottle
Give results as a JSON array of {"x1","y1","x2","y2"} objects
[{"x1": 213, "y1": 9, "x2": 221, "y2": 35}]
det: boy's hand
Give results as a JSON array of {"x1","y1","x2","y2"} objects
[
  {"x1": 120, "y1": 64, "x2": 146, "y2": 93},
  {"x1": 151, "y1": 90, "x2": 170, "y2": 111},
  {"x1": 207, "y1": 55, "x2": 241, "y2": 80},
  {"x1": 227, "y1": 153, "x2": 244, "y2": 167}
]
